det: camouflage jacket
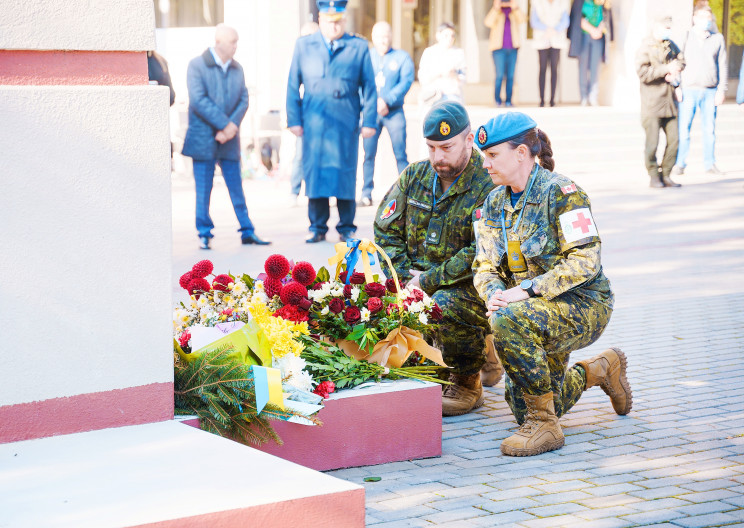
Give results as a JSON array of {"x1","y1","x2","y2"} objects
[
  {"x1": 472, "y1": 164, "x2": 613, "y2": 304},
  {"x1": 374, "y1": 149, "x2": 495, "y2": 295}
]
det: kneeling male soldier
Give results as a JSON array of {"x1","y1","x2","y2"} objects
[{"x1": 374, "y1": 100, "x2": 503, "y2": 416}]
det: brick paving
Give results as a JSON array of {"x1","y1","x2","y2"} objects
[{"x1": 171, "y1": 103, "x2": 744, "y2": 527}]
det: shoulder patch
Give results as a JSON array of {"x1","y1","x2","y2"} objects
[
  {"x1": 559, "y1": 208, "x2": 597, "y2": 243},
  {"x1": 380, "y1": 199, "x2": 397, "y2": 220},
  {"x1": 561, "y1": 183, "x2": 577, "y2": 195}
]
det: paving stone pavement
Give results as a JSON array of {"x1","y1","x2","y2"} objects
[{"x1": 171, "y1": 103, "x2": 744, "y2": 527}]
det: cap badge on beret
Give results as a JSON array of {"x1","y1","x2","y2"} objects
[
  {"x1": 439, "y1": 121, "x2": 451, "y2": 137},
  {"x1": 477, "y1": 126, "x2": 487, "y2": 145}
]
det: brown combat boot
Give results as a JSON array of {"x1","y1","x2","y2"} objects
[
  {"x1": 480, "y1": 334, "x2": 504, "y2": 387},
  {"x1": 501, "y1": 391, "x2": 564, "y2": 456},
  {"x1": 576, "y1": 347, "x2": 633, "y2": 415},
  {"x1": 442, "y1": 372, "x2": 484, "y2": 416}
]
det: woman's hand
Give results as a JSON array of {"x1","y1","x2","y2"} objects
[{"x1": 486, "y1": 286, "x2": 529, "y2": 316}]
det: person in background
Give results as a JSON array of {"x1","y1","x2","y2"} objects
[
  {"x1": 635, "y1": 15, "x2": 685, "y2": 189},
  {"x1": 568, "y1": 0, "x2": 613, "y2": 106},
  {"x1": 182, "y1": 24, "x2": 270, "y2": 250},
  {"x1": 289, "y1": 21, "x2": 320, "y2": 207},
  {"x1": 485, "y1": 0, "x2": 527, "y2": 107},
  {"x1": 672, "y1": 5, "x2": 727, "y2": 177},
  {"x1": 359, "y1": 21, "x2": 414, "y2": 208},
  {"x1": 286, "y1": 0, "x2": 377, "y2": 243},
  {"x1": 530, "y1": 0, "x2": 570, "y2": 107},
  {"x1": 147, "y1": 50, "x2": 176, "y2": 168},
  {"x1": 473, "y1": 112, "x2": 631, "y2": 456},
  {"x1": 417, "y1": 23, "x2": 467, "y2": 111}
]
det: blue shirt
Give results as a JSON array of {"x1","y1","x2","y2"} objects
[{"x1": 369, "y1": 47, "x2": 414, "y2": 111}]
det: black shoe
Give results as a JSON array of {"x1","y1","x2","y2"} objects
[
  {"x1": 539, "y1": 101, "x2": 545, "y2": 107},
  {"x1": 706, "y1": 165, "x2": 724, "y2": 175},
  {"x1": 241, "y1": 233, "x2": 271, "y2": 245},
  {"x1": 306, "y1": 232, "x2": 326, "y2": 244},
  {"x1": 199, "y1": 236, "x2": 210, "y2": 250},
  {"x1": 661, "y1": 174, "x2": 681, "y2": 187}
]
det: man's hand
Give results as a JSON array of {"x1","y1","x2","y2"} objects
[
  {"x1": 362, "y1": 127, "x2": 376, "y2": 139},
  {"x1": 289, "y1": 125, "x2": 304, "y2": 137},
  {"x1": 215, "y1": 130, "x2": 228, "y2": 144},
  {"x1": 485, "y1": 286, "x2": 529, "y2": 316},
  {"x1": 407, "y1": 269, "x2": 422, "y2": 289},
  {"x1": 221, "y1": 122, "x2": 239, "y2": 141},
  {"x1": 377, "y1": 98, "x2": 389, "y2": 117},
  {"x1": 715, "y1": 90, "x2": 725, "y2": 106}
]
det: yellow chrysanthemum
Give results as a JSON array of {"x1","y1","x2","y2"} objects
[{"x1": 248, "y1": 297, "x2": 308, "y2": 358}]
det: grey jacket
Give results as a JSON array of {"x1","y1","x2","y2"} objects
[{"x1": 680, "y1": 28, "x2": 727, "y2": 93}]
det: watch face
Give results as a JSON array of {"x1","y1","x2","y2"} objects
[{"x1": 520, "y1": 279, "x2": 532, "y2": 289}]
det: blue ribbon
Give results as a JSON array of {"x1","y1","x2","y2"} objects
[{"x1": 344, "y1": 238, "x2": 361, "y2": 284}]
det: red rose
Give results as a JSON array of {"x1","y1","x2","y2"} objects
[
  {"x1": 386, "y1": 303, "x2": 399, "y2": 315},
  {"x1": 312, "y1": 281, "x2": 327, "y2": 290},
  {"x1": 338, "y1": 271, "x2": 348, "y2": 283},
  {"x1": 349, "y1": 272, "x2": 366, "y2": 285},
  {"x1": 364, "y1": 282, "x2": 386, "y2": 298},
  {"x1": 429, "y1": 303, "x2": 443, "y2": 321},
  {"x1": 386, "y1": 278, "x2": 404, "y2": 293},
  {"x1": 343, "y1": 284, "x2": 353, "y2": 299},
  {"x1": 367, "y1": 297, "x2": 383, "y2": 314},
  {"x1": 328, "y1": 298, "x2": 345, "y2": 314},
  {"x1": 344, "y1": 306, "x2": 361, "y2": 324},
  {"x1": 312, "y1": 380, "x2": 336, "y2": 399},
  {"x1": 412, "y1": 288, "x2": 424, "y2": 302}
]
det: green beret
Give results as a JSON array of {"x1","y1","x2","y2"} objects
[
  {"x1": 423, "y1": 100, "x2": 470, "y2": 141},
  {"x1": 475, "y1": 112, "x2": 537, "y2": 150}
]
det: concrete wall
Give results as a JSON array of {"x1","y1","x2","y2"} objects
[{"x1": 0, "y1": 0, "x2": 174, "y2": 443}]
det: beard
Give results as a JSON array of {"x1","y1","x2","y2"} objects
[{"x1": 433, "y1": 147, "x2": 470, "y2": 181}]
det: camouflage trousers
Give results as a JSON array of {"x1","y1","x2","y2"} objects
[
  {"x1": 431, "y1": 283, "x2": 491, "y2": 376},
  {"x1": 489, "y1": 290, "x2": 614, "y2": 424}
]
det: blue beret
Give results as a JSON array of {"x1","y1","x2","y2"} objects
[
  {"x1": 317, "y1": 0, "x2": 347, "y2": 16},
  {"x1": 475, "y1": 112, "x2": 537, "y2": 150},
  {"x1": 423, "y1": 100, "x2": 470, "y2": 141}
]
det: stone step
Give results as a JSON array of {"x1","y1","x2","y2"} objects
[{"x1": 0, "y1": 420, "x2": 364, "y2": 528}]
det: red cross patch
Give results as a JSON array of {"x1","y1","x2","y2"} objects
[{"x1": 558, "y1": 208, "x2": 597, "y2": 243}]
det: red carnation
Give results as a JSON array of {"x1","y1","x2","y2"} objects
[
  {"x1": 364, "y1": 282, "x2": 386, "y2": 298},
  {"x1": 328, "y1": 298, "x2": 345, "y2": 314},
  {"x1": 220, "y1": 308, "x2": 234, "y2": 317},
  {"x1": 292, "y1": 261, "x2": 316, "y2": 286},
  {"x1": 187, "y1": 277, "x2": 211, "y2": 295},
  {"x1": 264, "y1": 254, "x2": 290, "y2": 279},
  {"x1": 386, "y1": 303, "x2": 399, "y2": 315},
  {"x1": 313, "y1": 380, "x2": 336, "y2": 399},
  {"x1": 280, "y1": 281, "x2": 308, "y2": 306},
  {"x1": 312, "y1": 281, "x2": 327, "y2": 290},
  {"x1": 343, "y1": 284, "x2": 353, "y2": 299},
  {"x1": 212, "y1": 274, "x2": 234, "y2": 292},
  {"x1": 344, "y1": 306, "x2": 361, "y2": 324},
  {"x1": 264, "y1": 276, "x2": 283, "y2": 298},
  {"x1": 367, "y1": 297, "x2": 383, "y2": 314},
  {"x1": 429, "y1": 303, "x2": 443, "y2": 321},
  {"x1": 338, "y1": 271, "x2": 348, "y2": 283},
  {"x1": 178, "y1": 331, "x2": 191, "y2": 348},
  {"x1": 412, "y1": 289, "x2": 424, "y2": 302},
  {"x1": 349, "y1": 272, "x2": 366, "y2": 285},
  {"x1": 386, "y1": 278, "x2": 404, "y2": 293},
  {"x1": 273, "y1": 305, "x2": 310, "y2": 323},
  {"x1": 191, "y1": 260, "x2": 214, "y2": 279},
  {"x1": 179, "y1": 271, "x2": 193, "y2": 290}
]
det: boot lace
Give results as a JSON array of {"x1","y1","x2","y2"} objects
[{"x1": 517, "y1": 408, "x2": 539, "y2": 435}]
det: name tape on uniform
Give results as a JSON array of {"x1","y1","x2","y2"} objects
[{"x1": 559, "y1": 208, "x2": 597, "y2": 243}]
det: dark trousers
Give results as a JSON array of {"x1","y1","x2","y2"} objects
[
  {"x1": 538, "y1": 48, "x2": 560, "y2": 105},
  {"x1": 642, "y1": 115, "x2": 678, "y2": 178},
  {"x1": 308, "y1": 198, "x2": 356, "y2": 236}
]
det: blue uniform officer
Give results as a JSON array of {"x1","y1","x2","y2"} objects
[
  {"x1": 286, "y1": 0, "x2": 378, "y2": 243},
  {"x1": 360, "y1": 21, "x2": 415, "y2": 207}
]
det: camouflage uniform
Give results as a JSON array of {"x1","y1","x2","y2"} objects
[
  {"x1": 375, "y1": 149, "x2": 496, "y2": 375},
  {"x1": 473, "y1": 164, "x2": 614, "y2": 423}
]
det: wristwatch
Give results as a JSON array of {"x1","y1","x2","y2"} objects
[{"x1": 520, "y1": 279, "x2": 537, "y2": 298}]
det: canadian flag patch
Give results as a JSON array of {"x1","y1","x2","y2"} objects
[
  {"x1": 559, "y1": 208, "x2": 597, "y2": 243},
  {"x1": 561, "y1": 184, "x2": 577, "y2": 194}
]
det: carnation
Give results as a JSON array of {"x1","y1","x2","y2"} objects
[
  {"x1": 313, "y1": 380, "x2": 336, "y2": 399},
  {"x1": 367, "y1": 297, "x2": 383, "y2": 313},
  {"x1": 411, "y1": 288, "x2": 425, "y2": 302},
  {"x1": 187, "y1": 277, "x2": 211, "y2": 295},
  {"x1": 349, "y1": 272, "x2": 366, "y2": 285},
  {"x1": 178, "y1": 331, "x2": 191, "y2": 348},
  {"x1": 273, "y1": 304, "x2": 310, "y2": 323},
  {"x1": 328, "y1": 298, "x2": 345, "y2": 314},
  {"x1": 265, "y1": 254, "x2": 290, "y2": 279},
  {"x1": 292, "y1": 261, "x2": 316, "y2": 286},
  {"x1": 287, "y1": 370, "x2": 315, "y2": 393},
  {"x1": 263, "y1": 277, "x2": 283, "y2": 298},
  {"x1": 364, "y1": 282, "x2": 386, "y2": 298},
  {"x1": 191, "y1": 260, "x2": 214, "y2": 279},
  {"x1": 280, "y1": 281, "x2": 308, "y2": 306},
  {"x1": 212, "y1": 274, "x2": 234, "y2": 292},
  {"x1": 179, "y1": 271, "x2": 193, "y2": 290},
  {"x1": 344, "y1": 306, "x2": 361, "y2": 324}
]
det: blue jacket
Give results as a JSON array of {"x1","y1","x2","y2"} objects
[
  {"x1": 182, "y1": 49, "x2": 249, "y2": 161},
  {"x1": 286, "y1": 32, "x2": 377, "y2": 199},
  {"x1": 370, "y1": 47, "x2": 414, "y2": 114}
]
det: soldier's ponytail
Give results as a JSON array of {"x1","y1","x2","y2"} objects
[{"x1": 507, "y1": 128, "x2": 555, "y2": 172}]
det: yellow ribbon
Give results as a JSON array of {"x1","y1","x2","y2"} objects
[{"x1": 327, "y1": 238, "x2": 404, "y2": 304}]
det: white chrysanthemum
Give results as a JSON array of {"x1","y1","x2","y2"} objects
[
  {"x1": 321, "y1": 306, "x2": 330, "y2": 315},
  {"x1": 360, "y1": 307, "x2": 370, "y2": 322},
  {"x1": 226, "y1": 296, "x2": 237, "y2": 308},
  {"x1": 331, "y1": 286, "x2": 344, "y2": 297},
  {"x1": 275, "y1": 354, "x2": 307, "y2": 378},
  {"x1": 418, "y1": 312, "x2": 429, "y2": 325},
  {"x1": 232, "y1": 281, "x2": 246, "y2": 295},
  {"x1": 213, "y1": 291, "x2": 222, "y2": 303},
  {"x1": 252, "y1": 291, "x2": 269, "y2": 304},
  {"x1": 424, "y1": 297, "x2": 435, "y2": 308},
  {"x1": 189, "y1": 298, "x2": 199, "y2": 309},
  {"x1": 285, "y1": 370, "x2": 315, "y2": 392},
  {"x1": 254, "y1": 281, "x2": 265, "y2": 292},
  {"x1": 350, "y1": 286, "x2": 360, "y2": 302},
  {"x1": 408, "y1": 301, "x2": 425, "y2": 313},
  {"x1": 197, "y1": 296, "x2": 209, "y2": 308}
]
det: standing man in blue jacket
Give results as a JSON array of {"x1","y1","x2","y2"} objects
[
  {"x1": 183, "y1": 24, "x2": 270, "y2": 250},
  {"x1": 359, "y1": 21, "x2": 414, "y2": 208},
  {"x1": 287, "y1": 0, "x2": 378, "y2": 243}
]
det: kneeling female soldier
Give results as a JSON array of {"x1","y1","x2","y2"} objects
[{"x1": 472, "y1": 112, "x2": 632, "y2": 456}]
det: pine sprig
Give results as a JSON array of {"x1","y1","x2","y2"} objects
[{"x1": 174, "y1": 348, "x2": 319, "y2": 446}]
